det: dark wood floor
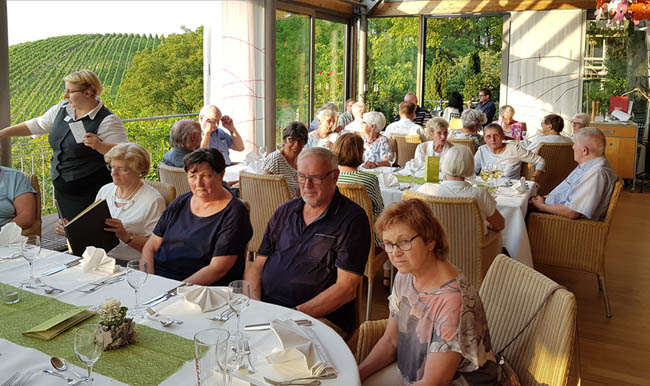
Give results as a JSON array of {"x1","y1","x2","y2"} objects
[{"x1": 363, "y1": 190, "x2": 650, "y2": 386}]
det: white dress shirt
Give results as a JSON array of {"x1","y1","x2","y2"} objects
[{"x1": 383, "y1": 118, "x2": 426, "y2": 141}]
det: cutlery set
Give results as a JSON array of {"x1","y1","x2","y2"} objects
[
  {"x1": 76, "y1": 272, "x2": 127, "y2": 294},
  {"x1": 142, "y1": 282, "x2": 190, "y2": 307}
]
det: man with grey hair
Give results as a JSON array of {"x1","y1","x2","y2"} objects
[
  {"x1": 245, "y1": 147, "x2": 370, "y2": 336},
  {"x1": 448, "y1": 109, "x2": 486, "y2": 148},
  {"x1": 530, "y1": 127, "x2": 617, "y2": 220},
  {"x1": 161, "y1": 119, "x2": 202, "y2": 168},
  {"x1": 199, "y1": 104, "x2": 245, "y2": 165}
]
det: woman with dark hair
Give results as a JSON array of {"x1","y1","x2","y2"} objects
[
  {"x1": 524, "y1": 114, "x2": 573, "y2": 152},
  {"x1": 262, "y1": 121, "x2": 309, "y2": 197},
  {"x1": 358, "y1": 199, "x2": 497, "y2": 385},
  {"x1": 442, "y1": 92, "x2": 463, "y2": 121},
  {"x1": 142, "y1": 148, "x2": 252, "y2": 286}
]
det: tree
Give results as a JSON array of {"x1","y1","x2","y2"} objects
[
  {"x1": 118, "y1": 27, "x2": 203, "y2": 117},
  {"x1": 425, "y1": 51, "x2": 448, "y2": 102}
]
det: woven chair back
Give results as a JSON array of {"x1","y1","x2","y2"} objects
[
  {"x1": 144, "y1": 180, "x2": 176, "y2": 207},
  {"x1": 479, "y1": 254, "x2": 576, "y2": 386},
  {"x1": 393, "y1": 135, "x2": 418, "y2": 167},
  {"x1": 388, "y1": 137, "x2": 398, "y2": 166},
  {"x1": 405, "y1": 135, "x2": 422, "y2": 144},
  {"x1": 448, "y1": 137, "x2": 476, "y2": 154},
  {"x1": 22, "y1": 174, "x2": 42, "y2": 237},
  {"x1": 401, "y1": 190, "x2": 489, "y2": 288},
  {"x1": 239, "y1": 171, "x2": 292, "y2": 254},
  {"x1": 534, "y1": 143, "x2": 577, "y2": 195},
  {"x1": 157, "y1": 163, "x2": 190, "y2": 196},
  {"x1": 604, "y1": 178, "x2": 624, "y2": 228}
]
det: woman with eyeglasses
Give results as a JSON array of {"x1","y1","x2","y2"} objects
[
  {"x1": 263, "y1": 121, "x2": 309, "y2": 197},
  {"x1": 0, "y1": 69, "x2": 128, "y2": 221},
  {"x1": 56, "y1": 143, "x2": 165, "y2": 261},
  {"x1": 142, "y1": 148, "x2": 252, "y2": 286},
  {"x1": 359, "y1": 199, "x2": 497, "y2": 386}
]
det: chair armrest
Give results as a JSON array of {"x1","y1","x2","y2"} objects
[{"x1": 354, "y1": 319, "x2": 389, "y2": 363}]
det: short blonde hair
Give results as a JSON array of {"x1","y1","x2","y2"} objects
[
  {"x1": 375, "y1": 199, "x2": 450, "y2": 260},
  {"x1": 351, "y1": 102, "x2": 366, "y2": 118},
  {"x1": 499, "y1": 104, "x2": 515, "y2": 117},
  {"x1": 63, "y1": 70, "x2": 103, "y2": 96},
  {"x1": 425, "y1": 117, "x2": 449, "y2": 138},
  {"x1": 440, "y1": 145, "x2": 474, "y2": 178},
  {"x1": 104, "y1": 143, "x2": 151, "y2": 178}
]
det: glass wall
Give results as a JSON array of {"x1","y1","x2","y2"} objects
[
  {"x1": 366, "y1": 17, "x2": 418, "y2": 123},
  {"x1": 276, "y1": 9, "x2": 311, "y2": 133},
  {"x1": 314, "y1": 19, "x2": 345, "y2": 112}
]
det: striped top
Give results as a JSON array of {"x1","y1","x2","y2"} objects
[
  {"x1": 262, "y1": 150, "x2": 299, "y2": 198},
  {"x1": 337, "y1": 170, "x2": 384, "y2": 246}
]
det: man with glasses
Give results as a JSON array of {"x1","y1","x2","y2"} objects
[
  {"x1": 198, "y1": 104, "x2": 245, "y2": 165},
  {"x1": 468, "y1": 88, "x2": 496, "y2": 124},
  {"x1": 246, "y1": 147, "x2": 370, "y2": 336}
]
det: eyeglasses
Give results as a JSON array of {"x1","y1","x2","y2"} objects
[
  {"x1": 381, "y1": 234, "x2": 420, "y2": 253},
  {"x1": 297, "y1": 169, "x2": 336, "y2": 185},
  {"x1": 106, "y1": 164, "x2": 131, "y2": 174},
  {"x1": 478, "y1": 94, "x2": 486, "y2": 97},
  {"x1": 64, "y1": 88, "x2": 87, "y2": 95},
  {"x1": 286, "y1": 136, "x2": 306, "y2": 145}
]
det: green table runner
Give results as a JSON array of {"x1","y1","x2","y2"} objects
[
  {"x1": 362, "y1": 170, "x2": 426, "y2": 185},
  {"x1": 0, "y1": 283, "x2": 194, "y2": 386}
]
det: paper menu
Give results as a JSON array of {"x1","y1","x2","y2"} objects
[{"x1": 68, "y1": 121, "x2": 86, "y2": 143}]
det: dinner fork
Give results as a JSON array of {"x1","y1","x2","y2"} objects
[
  {"x1": 0, "y1": 371, "x2": 19, "y2": 386},
  {"x1": 12, "y1": 370, "x2": 34, "y2": 386},
  {"x1": 78, "y1": 276, "x2": 125, "y2": 293},
  {"x1": 206, "y1": 308, "x2": 236, "y2": 321}
]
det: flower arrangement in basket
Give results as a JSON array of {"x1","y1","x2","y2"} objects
[{"x1": 96, "y1": 298, "x2": 138, "y2": 350}]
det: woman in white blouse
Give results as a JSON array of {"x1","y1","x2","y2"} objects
[
  {"x1": 474, "y1": 123, "x2": 545, "y2": 182},
  {"x1": 57, "y1": 143, "x2": 165, "y2": 261},
  {"x1": 306, "y1": 108, "x2": 339, "y2": 149},
  {"x1": 414, "y1": 117, "x2": 453, "y2": 162}
]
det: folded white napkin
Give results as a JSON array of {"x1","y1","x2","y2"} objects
[
  {"x1": 266, "y1": 319, "x2": 338, "y2": 378},
  {"x1": 377, "y1": 173, "x2": 400, "y2": 189},
  {"x1": 0, "y1": 222, "x2": 25, "y2": 247},
  {"x1": 80, "y1": 247, "x2": 117, "y2": 274},
  {"x1": 512, "y1": 177, "x2": 529, "y2": 194},
  {"x1": 178, "y1": 286, "x2": 228, "y2": 312}
]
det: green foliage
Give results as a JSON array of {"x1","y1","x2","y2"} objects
[
  {"x1": 424, "y1": 52, "x2": 448, "y2": 102},
  {"x1": 276, "y1": 13, "x2": 311, "y2": 124},
  {"x1": 118, "y1": 27, "x2": 203, "y2": 117},
  {"x1": 462, "y1": 51, "x2": 501, "y2": 103}
]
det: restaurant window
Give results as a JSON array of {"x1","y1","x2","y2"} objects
[{"x1": 314, "y1": 18, "x2": 345, "y2": 112}]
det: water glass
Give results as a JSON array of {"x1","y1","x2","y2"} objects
[
  {"x1": 217, "y1": 333, "x2": 243, "y2": 386},
  {"x1": 126, "y1": 260, "x2": 148, "y2": 318},
  {"x1": 22, "y1": 235, "x2": 40, "y2": 285},
  {"x1": 2, "y1": 282, "x2": 21, "y2": 304},
  {"x1": 74, "y1": 324, "x2": 104, "y2": 385},
  {"x1": 228, "y1": 280, "x2": 250, "y2": 335},
  {"x1": 194, "y1": 328, "x2": 230, "y2": 386}
]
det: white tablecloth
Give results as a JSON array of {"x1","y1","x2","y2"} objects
[
  {"x1": 379, "y1": 181, "x2": 536, "y2": 268},
  {"x1": 0, "y1": 250, "x2": 360, "y2": 386},
  {"x1": 224, "y1": 164, "x2": 250, "y2": 183}
]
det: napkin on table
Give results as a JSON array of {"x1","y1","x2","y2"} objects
[
  {"x1": 0, "y1": 222, "x2": 25, "y2": 247},
  {"x1": 80, "y1": 247, "x2": 118, "y2": 274},
  {"x1": 23, "y1": 305, "x2": 93, "y2": 340},
  {"x1": 377, "y1": 173, "x2": 400, "y2": 189},
  {"x1": 266, "y1": 319, "x2": 338, "y2": 378},
  {"x1": 178, "y1": 286, "x2": 228, "y2": 312}
]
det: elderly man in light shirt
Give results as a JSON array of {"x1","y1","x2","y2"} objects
[
  {"x1": 199, "y1": 104, "x2": 245, "y2": 165},
  {"x1": 344, "y1": 101, "x2": 367, "y2": 133},
  {"x1": 383, "y1": 101, "x2": 426, "y2": 141},
  {"x1": 530, "y1": 127, "x2": 617, "y2": 220}
]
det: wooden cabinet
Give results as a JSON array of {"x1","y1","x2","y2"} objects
[{"x1": 590, "y1": 122, "x2": 638, "y2": 179}]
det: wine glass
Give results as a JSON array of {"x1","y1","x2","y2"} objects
[
  {"x1": 74, "y1": 324, "x2": 104, "y2": 385},
  {"x1": 217, "y1": 333, "x2": 243, "y2": 386},
  {"x1": 228, "y1": 280, "x2": 250, "y2": 335},
  {"x1": 21, "y1": 235, "x2": 40, "y2": 286},
  {"x1": 258, "y1": 145, "x2": 268, "y2": 160},
  {"x1": 126, "y1": 260, "x2": 148, "y2": 319},
  {"x1": 194, "y1": 328, "x2": 230, "y2": 386}
]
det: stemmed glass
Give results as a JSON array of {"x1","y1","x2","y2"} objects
[
  {"x1": 21, "y1": 235, "x2": 40, "y2": 286},
  {"x1": 126, "y1": 260, "x2": 148, "y2": 319},
  {"x1": 74, "y1": 324, "x2": 104, "y2": 385},
  {"x1": 217, "y1": 333, "x2": 243, "y2": 386},
  {"x1": 228, "y1": 280, "x2": 250, "y2": 336},
  {"x1": 258, "y1": 145, "x2": 268, "y2": 160}
]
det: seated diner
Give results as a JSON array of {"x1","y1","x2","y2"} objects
[
  {"x1": 362, "y1": 111, "x2": 393, "y2": 169},
  {"x1": 0, "y1": 166, "x2": 36, "y2": 230},
  {"x1": 263, "y1": 121, "x2": 308, "y2": 198},
  {"x1": 523, "y1": 114, "x2": 573, "y2": 152},
  {"x1": 306, "y1": 108, "x2": 339, "y2": 149},
  {"x1": 161, "y1": 119, "x2": 202, "y2": 168},
  {"x1": 448, "y1": 109, "x2": 486, "y2": 148}
]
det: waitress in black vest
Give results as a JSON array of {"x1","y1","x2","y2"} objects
[{"x1": 0, "y1": 69, "x2": 129, "y2": 220}]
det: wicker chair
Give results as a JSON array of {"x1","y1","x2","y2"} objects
[
  {"x1": 352, "y1": 255, "x2": 577, "y2": 386},
  {"x1": 144, "y1": 180, "x2": 176, "y2": 207},
  {"x1": 401, "y1": 191, "x2": 501, "y2": 289},
  {"x1": 157, "y1": 162, "x2": 190, "y2": 196},
  {"x1": 480, "y1": 254, "x2": 577, "y2": 386},
  {"x1": 528, "y1": 178, "x2": 623, "y2": 318},
  {"x1": 21, "y1": 174, "x2": 42, "y2": 237},
  {"x1": 239, "y1": 171, "x2": 291, "y2": 254},
  {"x1": 393, "y1": 135, "x2": 418, "y2": 167},
  {"x1": 337, "y1": 183, "x2": 389, "y2": 322},
  {"x1": 522, "y1": 143, "x2": 577, "y2": 196},
  {"x1": 448, "y1": 137, "x2": 477, "y2": 154}
]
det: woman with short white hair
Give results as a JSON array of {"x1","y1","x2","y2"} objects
[
  {"x1": 306, "y1": 108, "x2": 339, "y2": 149},
  {"x1": 361, "y1": 111, "x2": 393, "y2": 169},
  {"x1": 417, "y1": 145, "x2": 504, "y2": 234},
  {"x1": 449, "y1": 109, "x2": 486, "y2": 148},
  {"x1": 414, "y1": 117, "x2": 453, "y2": 163},
  {"x1": 571, "y1": 113, "x2": 590, "y2": 134}
]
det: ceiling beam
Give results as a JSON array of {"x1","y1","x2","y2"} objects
[
  {"x1": 292, "y1": 0, "x2": 354, "y2": 14},
  {"x1": 372, "y1": 1, "x2": 594, "y2": 17}
]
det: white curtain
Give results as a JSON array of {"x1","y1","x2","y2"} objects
[
  {"x1": 501, "y1": 10, "x2": 585, "y2": 135},
  {"x1": 204, "y1": 0, "x2": 265, "y2": 162}
]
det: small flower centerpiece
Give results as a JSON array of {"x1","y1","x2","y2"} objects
[{"x1": 96, "y1": 298, "x2": 138, "y2": 350}]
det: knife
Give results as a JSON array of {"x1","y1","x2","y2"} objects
[
  {"x1": 244, "y1": 319, "x2": 312, "y2": 331},
  {"x1": 143, "y1": 283, "x2": 189, "y2": 306},
  {"x1": 41, "y1": 258, "x2": 83, "y2": 276}
]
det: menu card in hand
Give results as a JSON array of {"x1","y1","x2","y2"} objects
[
  {"x1": 64, "y1": 199, "x2": 119, "y2": 256},
  {"x1": 23, "y1": 306, "x2": 93, "y2": 340}
]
